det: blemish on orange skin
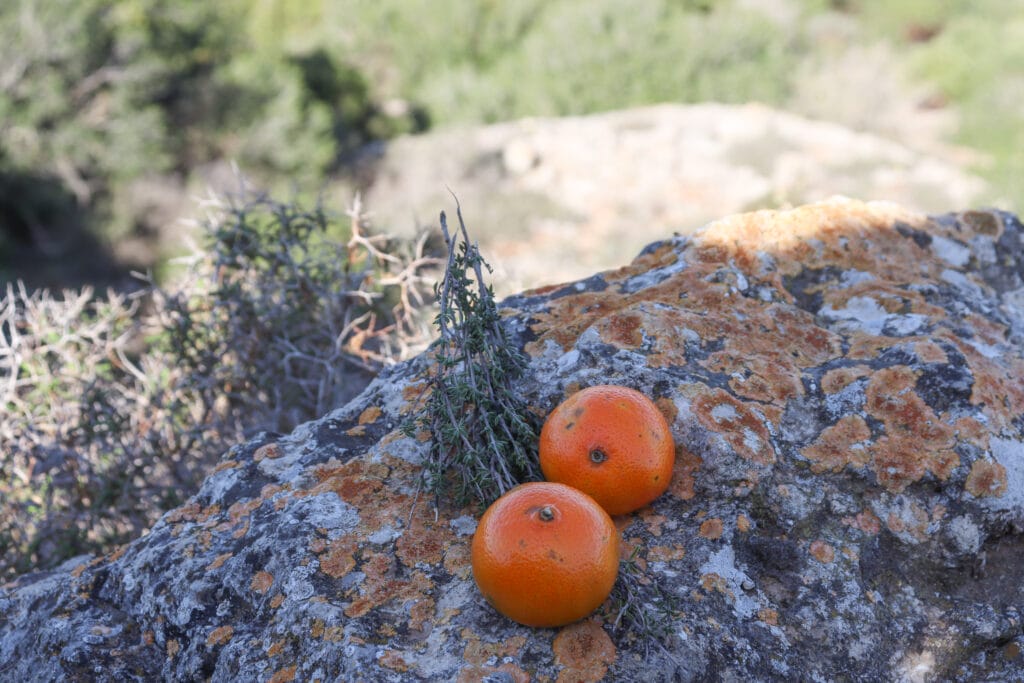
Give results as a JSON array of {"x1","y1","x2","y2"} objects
[
  {"x1": 552, "y1": 619, "x2": 617, "y2": 683},
  {"x1": 205, "y1": 625, "x2": 233, "y2": 647},
  {"x1": 809, "y1": 540, "x2": 835, "y2": 564},
  {"x1": 699, "y1": 518, "x2": 724, "y2": 540},
  {"x1": 965, "y1": 460, "x2": 1008, "y2": 498},
  {"x1": 801, "y1": 415, "x2": 871, "y2": 473}
]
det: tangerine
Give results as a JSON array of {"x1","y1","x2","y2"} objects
[
  {"x1": 539, "y1": 385, "x2": 675, "y2": 515},
  {"x1": 470, "y1": 482, "x2": 619, "y2": 628}
]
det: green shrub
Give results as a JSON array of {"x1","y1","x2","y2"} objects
[{"x1": 0, "y1": 190, "x2": 439, "y2": 580}]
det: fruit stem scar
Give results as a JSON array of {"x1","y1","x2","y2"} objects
[
  {"x1": 589, "y1": 448, "x2": 608, "y2": 464},
  {"x1": 538, "y1": 506, "x2": 556, "y2": 522}
]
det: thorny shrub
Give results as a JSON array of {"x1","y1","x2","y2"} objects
[{"x1": 0, "y1": 190, "x2": 439, "y2": 581}]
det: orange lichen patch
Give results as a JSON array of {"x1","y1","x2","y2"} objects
[
  {"x1": 700, "y1": 573, "x2": 733, "y2": 599},
  {"x1": 270, "y1": 594, "x2": 285, "y2": 609},
  {"x1": 267, "y1": 665, "x2": 297, "y2": 683},
  {"x1": 552, "y1": 619, "x2": 617, "y2": 683},
  {"x1": 847, "y1": 333, "x2": 906, "y2": 361},
  {"x1": 205, "y1": 552, "x2": 233, "y2": 571},
  {"x1": 801, "y1": 415, "x2": 871, "y2": 473},
  {"x1": 395, "y1": 515, "x2": 457, "y2": 568},
  {"x1": 227, "y1": 498, "x2": 261, "y2": 525},
  {"x1": 758, "y1": 608, "x2": 779, "y2": 626},
  {"x1": 914, "y1": 341, "x2": 949, "y2": 364},
  {"x1": 318, "y1": 534, "x2": 359, "y2": 579},
  {"x1": 344, "y1": 552, "x2": 433, "y2": 623},
  {"x1": 668, "y1": 444, "x2": 701, "y2": 501},
  {"x1": 647, "y1": 545, "x2": 686, "y2": 562},
  {"x1": 310, "y1": 619, "x2": 325, "y2": 639},
  {"x1": 106, "y1": 545, "x2": 128, "y2": 563},
  {"x1": 959, "y1": 347, "x2": 1024, "y2": 431},
  {"x1": 821, "y1": 366, "x2": 872, "y2": 394},
  {"x1": 266, "y1": 639, "x2": 287, "y2": 657},
  {"x1": 737, "y1": 514, "x2": 751, "y2": 533},
  {"x1": 642, "y1": 512, "x2": 668, "y2": 537},
  {"x1": 210, "y1": 460, "x2": 240, "y2": 474},
  {"x1": 345, "y1": 425, "x2": 367, "y2": 437},
  {"x1": 378, "y1": 650, "x2": 410, "y2": 673},
  {"x1": 358, "y1": 406, "x2": 383, "y2": 425},
  {"x1": 954, "y1": 417, "x2": 991, "y2": 451},
  {"x1": 809, "y1": 540, "x2": 835, "y2": 564},
  {"x1": 699, "y1": 518, "x2": 724, "y2": 540},
  {"x1": 461, "y1": 629, "x2": 528, "y2": 665},
  {"x1": 443, "y1": 542, "x2": 472, "y2": 580},
  {"x1": 254, "y1": 443, "x2": 283, "y2": 461},
  {"x1": 457, "y1": 663, "x2": 530, "y2": 683},
  {"x1": 842, "y1": 509, "x2": 882, "y2": 535},
  {"x1": 205, "y1": 625, "x2": 234, "y2": 647},
  {"x1": 965, "y1": 460, "x2": 1008, "y2": 498},
  {"x1": 70, "y1": 563, "x2": 88, "y2": 578},
  {"x1": 167, "y1": 639, "x2": 180, "y2": 658},
  {"x1": 689, "y1": 386, "x2": 776, "y2": 465},
  {"x1": 861, "y1": 366, "x2": 959, "y2": 491},
  {"x1": 655, "y1": 397, "x2": 678, "y2": 425},
  {"x1": 725, "y1": 355, "x2": 804, "y2": 405},
  {"x1": 165, "y1": 502, "x2": 201, "y2": 524},
  {"x1": 598, "y1": 310, "x2": 644, "y2": 348},
  {"x1": 886, "y1": 503, "x2": 930, "y2": 542}
]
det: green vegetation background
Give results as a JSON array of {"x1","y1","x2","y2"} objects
[{"x1": 1, "y1": 0, "x2": 1022, "y2": 287}]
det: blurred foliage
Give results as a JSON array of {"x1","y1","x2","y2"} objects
[
  {"x1": 0, "y1": 189, "x2": 438, "y2": 580},
  {"x1": 0, "y1": 0, "x2": 424, "y2": 278},
  {"x1": 1, "y1": 0, "x2": 1021, "y2": 281}
]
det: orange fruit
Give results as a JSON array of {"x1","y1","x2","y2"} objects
[
  {"x1": 471, "y1": 482, "x2": 619, "y2": 628},
  {"x1": 539, "y1": 385, "x2": 675, "y2": 515}
]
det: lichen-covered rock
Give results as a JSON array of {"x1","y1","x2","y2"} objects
[{"x1": 3, "y1": 198, "x2": 1024, "y2": 681}]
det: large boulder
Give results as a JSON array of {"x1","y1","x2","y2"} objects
[{"x1": 2, "y1": 198, "x2": 1023, "y2": 681}]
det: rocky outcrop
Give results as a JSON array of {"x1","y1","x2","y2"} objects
[
  {"x1": 362, "y1": 104, "x2": 987, "y2": 295},
  {"x1": 2, "y1": 198, "x2": 1024, "y2": 681}
]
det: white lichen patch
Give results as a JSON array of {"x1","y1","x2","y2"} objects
[
  {"x1": 287, "y1": 493, "x2": 360, "y2": 539},
  {"x1": 448, "y1": 516, "x2": 477, "y2": 537},
  {"x1": 947, "y1": 515, "x2": 982, "y2": 554},
  {"x1": 931, "y1": 235, "x2": 971, "y2": 268},
  {"x1": 820, "y1": 296, "x2": 890, "y2": 334},
  {"x1": 986, "y1": 437, "x2": 1024, "y2": 512},
  {"x1": 699, "y1": 545, "x2": 758, "y2": 619}
]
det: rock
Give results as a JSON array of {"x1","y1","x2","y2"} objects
[
  {"x1": 2, "y1": 198, "x2": 1023, "y2": 681},
  {"x1": 360, "y1": 104, "x2": 987, "y2": 296}
]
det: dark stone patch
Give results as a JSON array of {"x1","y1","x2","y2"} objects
[
  {"x1": 895, "y1": 221, "x2": 933, "y2": 250},
  {"x1": 782, "y1": 266, "x2": 845, "y2": 315},
  {"x1": 780, "y1": 393, "x2": 829, "y2": 446},
  {"x1": 915, "y1": 345, "x2": 973, "y2": 414}
]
